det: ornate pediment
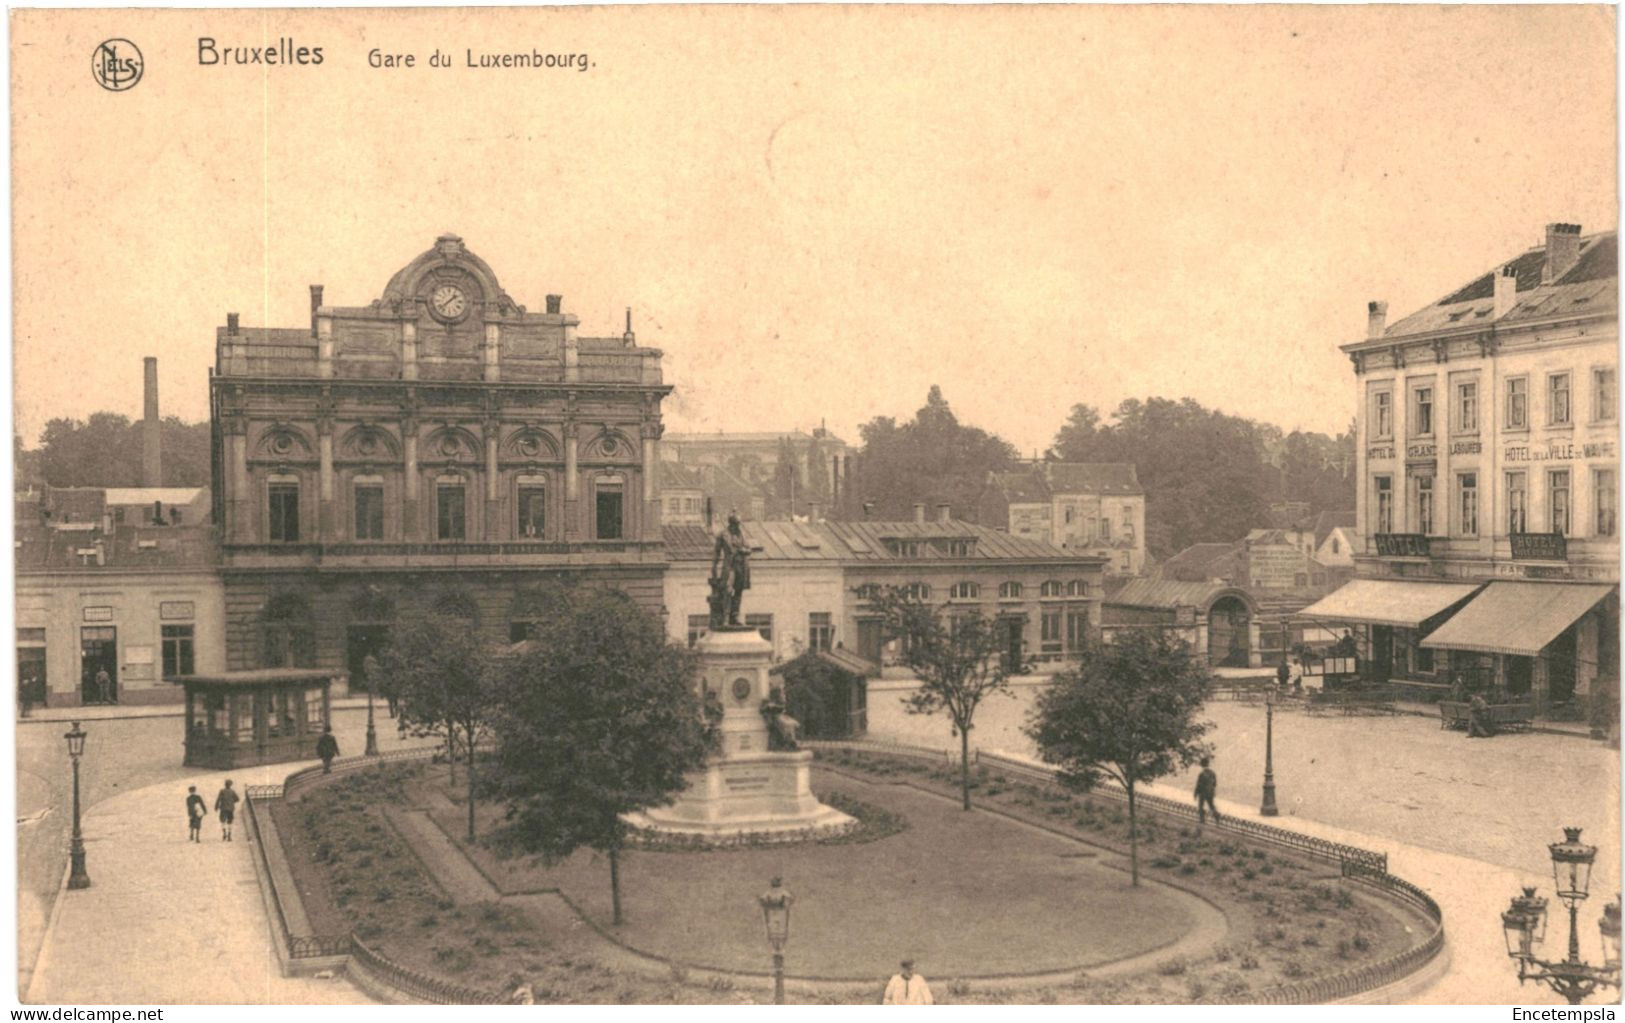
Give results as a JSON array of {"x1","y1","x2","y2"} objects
[
  {"x1": 581, "y1": 426, "x2": 635, "y2": 461},
  {"x1": 422, "y1": 424, "x2": 483, "y2": 463},
  {"x1": 337, "y1": 424, "x2": 402, "y2": 461},
  {"x1": 502, "y1": 427, "x2": 561, "y2": 461},
  {"x1": 254, "y1": 423, "x2": 315, "y2": 459},
  {"x1": 377, "y1": 234, "x2": 519, "y2": 317}
]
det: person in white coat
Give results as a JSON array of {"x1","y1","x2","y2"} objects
[{"x1": 883, "y1": 960, "x2": 933, "y2": 1005}]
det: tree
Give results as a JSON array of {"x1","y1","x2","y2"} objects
[
  {"x1": 1027, "y1": 629, "x2": 1214, "y2": 886},
  {"x1": 867, "y1": 586, "x2": 1027, "y2": 810},
  {"x1": 379, "y1": 615, "x2": 500, "y2": 841},
  {"x1": 488, "y1": 589, "x2": 712, "y2": 925},
  {"x1": 30, "y1": 414, "x2": 212, "y2": 488},
  {"x1": 850, "y1": 387, "x2": 1021, "y2": 521}
]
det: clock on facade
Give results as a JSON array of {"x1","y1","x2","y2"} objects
[
  {"x1": 428, "y1": 283, "x2": 469, "y2": 324},
  {"x1": 731, "y1": 677, "x2": 752, "y2": 703}
]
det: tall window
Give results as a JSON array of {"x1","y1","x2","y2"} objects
[
  {"x1": 1041, "y1": 610, "x2": 1062, "y2": 657},
  {"x1": 808, "y1": 612, "x2": 833, "y2": 652},
  {"x1": 1506, "y1": 377, "x2": 1528, "y2": 429},
  {"x1": 1549, "y1": 373, "x2": 1572, "y2": 426},
  {"x1": 517, "y1": 477, "x2": 547, "y2": 538},
  {"x1": 1065, "y1": 609, "x2": 1089, "y2": 651},
  {"x1": 353, "y1": 481, "x2": 384, "y2": 540},
  {"x1": 1374, "y1": 476, "x2": 1393, "y2": 533},
  {"x1": 1373, "y1": 390, "x2": 1393, "y2": 438},
  {"x1": 1595, "y1": 470, "x2": 1617, "y2": 538},
  {"x1": 1455, "y1": 381, "x2": 1478, "y2": 433},
  {"x1": 1457, "y1": 472, "x2": 1478, "y2": 537},
  {"x1": 436, "y1": 481, "x2": 466, "y2": 540},
  {"x1": 1412, "y1": 385, "x2": 1434, "y2": 436},
  {"x1": 268, "y1": 479, "x2": 300, "y2": 542},
  {"x1": 1595, "y1": 368, "x2": 1617, "y2": 422},
  {"x1": 1507, "y1": 472, "x2": 1527, "y2": 533},
  {"x1": 1100, "y1": 519, "x2": 1111, "y2": 541},
  {"x1": 1549, "y1": 470, "x2": 1570, "y2": 535},
  {"x1": 161, "y1": 625, "x2": 195, "y2": 679},
  {"x1": 595, "y1": 479, "x2": 624, "y2": 540},
  {"x1": 1411, "y1": 475, "x2": 1434, "y2": 535}
]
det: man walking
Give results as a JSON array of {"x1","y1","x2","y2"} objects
[
  {"x1": 1195, "y1": 757, "x2": 1221, "y2": 825},
  {"x1": 883, "y1": 960, "x2": 933, "y2": 1005},
  {"x1": 214, "y1": 779, "x2": 239, "y2": 841},
  {"x1": 316, "y1": 726, "x2": 340, "y2": 773},
  {"x1": 185, "y1": 785, "x2": 206, "y2": 843}
]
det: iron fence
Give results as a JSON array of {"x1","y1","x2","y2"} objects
[{"x1": 350, "y1": 937, "x2": 505, "y2": 1005}]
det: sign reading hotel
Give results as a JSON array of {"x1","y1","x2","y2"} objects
[{"x1": 1504, "y1": 440, "x2": 1617, "y2": 463}]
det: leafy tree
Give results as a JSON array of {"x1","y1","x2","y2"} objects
[
  {"x1": 379, "y1": 615, "x2": 500, "y2": 841},
  {"x1": 777, "y1": 650, "x2": 861, "y2": 738},
  {"x1": 1026, "y1": 630, "x2": 1214, "y2": 885},
  {"x1": 488, "y1": 588, "x2": 712, "y2": 925},
  {"x1": 867, "y1": 586, "x2": 1027, "y2": 810},
  {"x1": 30, "y1": 414, "x2": 212, "y2": 488},
  {"x1": 851, "y1": 387, "x2": 1020, "y2": 521}
]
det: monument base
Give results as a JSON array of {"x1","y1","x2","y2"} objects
[{"x1": 623, "y1": 750, "x2": 856, "y2": 846}]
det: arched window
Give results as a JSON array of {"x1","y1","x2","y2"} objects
[
  {"x1": 854, "y1": 583, "x2": 882, "y2": 601},
  {"x1": 516, "y1": 473, "x2": 547, "y2": 539},
  {"x1": 267, "y1": 473, "x2": 301, "y2": 543},
  {"x1": 902, "y1": 582, "x2": 931, "y2": 601},
  {"x1": 594, "y1": 474, "x2": 625, "y2": 540},
  {"x1": 1067, "y1": 580, "x2": 1089, "y2": 598},
  {"x1": 949, "y1": 581, "x2": 980, "y2": 601},
  {"x1": 999, "y1": 581, "x2": 1024, "y2": 600},
  {"x1": 1040, "y1": 580, "x2": 1065, "y2": 598}
]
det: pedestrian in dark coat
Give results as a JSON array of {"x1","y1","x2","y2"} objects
[
  {"x1": 316, "y1": 727, "x2": 340, "y2": 773},
  {"x1": 185, "y1": 785, "x2": 206, "y2": 842},
  {"x1": 1467, "y1": 694, "x2": 1497, "y2": 738},
  {"x1": 1195, "y1": 758, "x2": 1221, "y2": 824},
  {"x1": 214, "y1": 780, "x2": 239, "y2": 841}
]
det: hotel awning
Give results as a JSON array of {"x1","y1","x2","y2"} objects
[
  {"x1": 1295, "y1": 579, "x2": 1482, "y2": 629},
  {"x1": 1420, "y1": 582, "x2": 1615, "y2": 657}
]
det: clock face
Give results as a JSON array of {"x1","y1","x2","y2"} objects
[{"x1": 428, "y1": 284, "x2": 468, "y2": 322}]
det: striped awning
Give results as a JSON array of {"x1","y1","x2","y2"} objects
[
  {"x1": 1295, "y1": 579, "x2": 1481, "y2": 629},
  {"x1": 1420, "y1": 582, "x2": 1615, "y2": 657}
]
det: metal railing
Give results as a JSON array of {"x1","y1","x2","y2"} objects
[
  {"x1": 242, "y1": 789, "x2": 352, "y2": 960},
  {"x1": 803, "y1": 738, "x2": 961, "y2": 766},
  {"x1": 349, "y1": 937, "x2": 505, "y2": 1005}
]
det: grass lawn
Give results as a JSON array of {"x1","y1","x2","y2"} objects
[{"x1": 423, "y1": 769, "x2": 1202, "y2": 978}]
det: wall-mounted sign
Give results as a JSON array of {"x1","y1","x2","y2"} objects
[
  {"x1": 1505, "y1": 442, "x2": 1576, "y2": 463},
  {"x1": 1584, "y1": 441, "x2": 1617, "y2": 459},
  {"x1": 1405, "y1": 443, "x2": 1436, "y2": 459},
  {"x1": 83, "y1": 606, "x2": 113, "y2": 622},
  {"x1": 1367, "y1": 446, "x2": 1395, "y2": 460},
  {"x1": 1449, "y1": 440, "x2": 1482, "y2": 456},
  {"x1": 124, "y1": 645, "x2": 154, "y2": 665},
  {"x1": 159, "y1": 601, "x2": 195, "y2": 620}
]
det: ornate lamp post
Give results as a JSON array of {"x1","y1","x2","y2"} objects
[
  {"x1": 1260, "y1": 687, "x2": 1280, "y2": 817},
  {"x1": 1501, "y1": 828, "x2": 1621, "y2": 1004},
  {"x1": 364, "y1": 683, "x2": 379, "y2": 756},
  {"x1": 65, "y1": 722, "x2": 90, "y2": 890},
  {"x1": 758, "y1": 877, "x2": 793, "y2": 1005}
]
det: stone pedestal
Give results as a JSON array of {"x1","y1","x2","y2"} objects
[{"x1": 623, "y1": 626, "x2": 853, "y2": 842}]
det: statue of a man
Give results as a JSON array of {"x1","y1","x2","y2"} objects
[{"x1": 710, "y1": 512, "x2": 752, "y2": 626}]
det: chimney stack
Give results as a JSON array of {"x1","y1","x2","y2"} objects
[
  {"x1": 310, "y1": 285, "x2": 324, "y2": 338},
  {"x1": 545, "y1": 294, "x2": 562, "y2": 315},
  {"x1": 808, "y1": 500, "x2": 823, "y2": 522},
  {"x1": 704, "y1": 496, "x2": 714, "y2": 532},
  {"x1": 1366, "y1": 301, "x2": 1388, "y2": 340},
  {"x1": 142, "y1": 357, "x2": 161, "y2": 488},
  {"x1": 1543, "y1": 223, "x2": 1583, "y2": 284},
  {"x1": 937, "y1": 503, "x2": 952, "y2": 523},
  {"x1": 1493, "y1": 264, "x2": 1519, "y2": 318},
  {"x1": 226, "y1": 313, "x2": 239, "y2": 336},
  {"x1": 914, "y1": 502, "x2": 927, "y2": 523},
  {"x1": 862, "y1": 502, "x2": 874, "y2": 520}
]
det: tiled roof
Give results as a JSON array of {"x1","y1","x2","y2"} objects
[
  {"x1": 662, "y1": 520, "x2": 1102, "y2": 565},
  {"x1": 1161, "y1": 542, "x2": 1240, "y2": 581},
  {"x1": 15, "y1": 524, "x2": 219, "y2": 572},
  {"x1": 1385, "y1": 231, "x2": 1617, "y2": 338},
  {"x1": 1311, "y1": 511, "x2": 1356, "y2": 547},
  {"x1": 986, "y1": 472, "x2": 1051, "y2": 504},
  {"x1": 658, "y1": 462, "x2": 706, "y2": 490},
  {"x1": 987, "y1": 462, "x2": 1143, "y2": 503},
  {"x1": 1107, "y1": 578, "x2": 1246, "y2": 612}
]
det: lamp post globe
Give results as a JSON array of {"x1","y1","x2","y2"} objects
[
  {"x1": 757, "y1": 877, "x2": 792, "y2": 1005},
  {"x1": 65, "y1": 722, "x2": 91, "y2": 890},
  {"x1": 1502, "y1": 830, "x2": 1620, "y2": 1004}
]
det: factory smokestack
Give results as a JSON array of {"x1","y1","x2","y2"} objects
[{"x1": 143, "y1": 357, "x2": 161, "y2": 487}]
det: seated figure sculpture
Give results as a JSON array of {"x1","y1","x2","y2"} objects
[{"x1": 759, "y1": 686, "x2": 801, "y2": 751}]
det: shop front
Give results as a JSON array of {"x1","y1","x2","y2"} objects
[{"x1": 179, "y1": 668, "x2": 340, "y2": 768}]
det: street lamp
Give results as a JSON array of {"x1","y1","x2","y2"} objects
[
  {"x1": 65, "y1": 722, "x2": 90, "y2": 890},
  {"x1": 758, "y1": 876, "x2": 793, "y2": 1005},
  {"x1": 1260, "y1": 687, "x2": 1280, "y2": 817},
  {"x1": 363, "y1": 672, "x2": 379, "y2": 757},
  {"x1": 1501, "y1": 828, "x2": 1621, "y2": 1004}
]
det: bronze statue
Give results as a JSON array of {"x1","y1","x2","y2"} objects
[
  {"x1": 760, "y1": 686, "x2": 801, "y2": 751},
  {"x1": 710, "y1": 512, "x2": 752, "y2": 627}
]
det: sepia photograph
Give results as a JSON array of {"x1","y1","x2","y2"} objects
[{"x1": 7, "y1": 4, "x2": 1621, "y2": 1010}]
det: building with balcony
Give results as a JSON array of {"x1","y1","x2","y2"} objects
[
  {"x1": 979, "y1": 462, "x2": 1147, "y2": 576},
  {"x1": 1303, "y1": 222, "x2": 1618, "y2": 716},
  {"x1": 210, "y1": 234, "x2": 671, "y2": 677}
]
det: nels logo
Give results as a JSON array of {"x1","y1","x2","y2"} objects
[{"x1": 92, "y1": 39, "x2": 143, "y2": 92}]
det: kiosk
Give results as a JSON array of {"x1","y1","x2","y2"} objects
[{"x1": 178, "y1": 668, "x2": 340, "y2": 768}]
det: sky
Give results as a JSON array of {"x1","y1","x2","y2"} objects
[{"x1": 10, "y1": 6, "x2": 1618, "y2": 458}]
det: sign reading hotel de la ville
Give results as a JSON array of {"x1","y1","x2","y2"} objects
[{"x1": 1504, "y1": 440, "x2": 1617, "y2": 463}]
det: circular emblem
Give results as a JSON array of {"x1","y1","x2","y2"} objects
[
  {"x1": 269, "y1": 433, "x2": 294, "y2": 455},
  {"x1": 517, "y1": 435, "x2": 541, "y2": 458},
  {"x1": 358, "y1": 433, "x2": 378, "y2": 456},
  {"x1": 92, "y1": 39, "x2": 143, "y2": 92},
  {"x1": 440, "y1": 435, "x2": 460, "y2": 457},
  {"x1": 731, "y1": 677, "x2": 752, "y2": 703},
  {"x1": 602, "y1": 436, "x2": 619, "y2": 455},
  {"x1": 428, "y1": 283, "x2": 469, "y2": 324}
]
